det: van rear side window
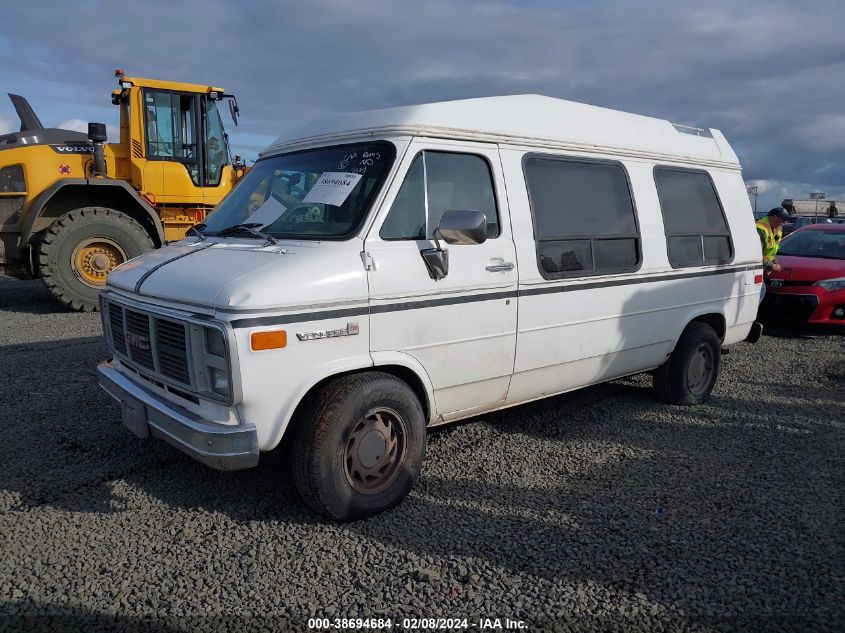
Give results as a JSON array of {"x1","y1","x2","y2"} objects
[
  {"x1": 523, "y1": 156, "x2": 641, "y2": 278},
  {"x1": 654, "y1": 167, "x2": 733, "y2": 267}
]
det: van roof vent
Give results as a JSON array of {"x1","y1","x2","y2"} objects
[{"x1": 672, "y1": 123, "x2": 713, "y2": 138}]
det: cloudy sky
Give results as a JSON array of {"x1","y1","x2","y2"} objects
[{"x1": 1, "y1": 0, "x2": 843, "y2": 211}]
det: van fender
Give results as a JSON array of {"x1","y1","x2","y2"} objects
[
  {"x1": 263, "y1": 351, "x2": 438, "y2": 451},
  {"x1": 264, "y1": 354, "x2": 375, "y2": 451},
  {"x1": 677, "y1": 308, "x2": 727, "y2": 343},
  {"x1": 19, "y1": 178, "x2": 164, "y2": 249},
  {"x1": 369, "y1": 350, "x2": 438, "y2": 423}
]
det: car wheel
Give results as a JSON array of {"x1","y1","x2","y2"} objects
[
  {"x1": 653, "y1": 322, "x2": 721, "y2": 405},
  {"x1": 293, "y1": 372, "x2": 426, "y2": 521}
]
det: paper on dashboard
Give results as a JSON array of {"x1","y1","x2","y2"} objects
[
  {"x1": 245, "y1": 196, "x2": 287, "y2": 227},
  {"x1": 302, "y1": 172, "x2": 362, "y2": 207}
]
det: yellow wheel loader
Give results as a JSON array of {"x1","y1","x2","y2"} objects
[{"x1": 0, "y1": 71, "x2": 246, "y2": 311}]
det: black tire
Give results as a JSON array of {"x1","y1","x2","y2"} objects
[
  {"x1": 653, "y1": 322, "x2": 721, "y2": 405},
  {"x1": 38, "y1": 207, "x2": 155, "y2": 311},
  {"x1": 292, "y1": 372, "x2": 426, "y2": 521}
]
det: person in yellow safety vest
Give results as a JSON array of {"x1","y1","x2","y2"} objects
[
  {"x1": 756, "y1": 206, "x2": 792, "y2": 273},
  {"x1": 756, "y1": 206, "x2": 792, "y2": 303}
]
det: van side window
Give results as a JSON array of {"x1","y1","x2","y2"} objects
[
  {"x1": 380, "y1": 151, "x2": 500, "y2": 240},
  {"x1": 379, "y1": 154, "x2": 426, "y2": 239},
  {"x1": 523, "y1": 156, "x2": 640, "y2": 278},
  {"x1": 654, "y1": 167, "x2": 733, "y2": 267}
]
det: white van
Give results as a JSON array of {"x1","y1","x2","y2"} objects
[{"x1": 97, "y1": 95, "x2": 763, "y2": 520}]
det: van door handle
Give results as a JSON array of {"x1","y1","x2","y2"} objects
[{"x1": 486, "y1": 262, "x2": 515, "y2": 272}]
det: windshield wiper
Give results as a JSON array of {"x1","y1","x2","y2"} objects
[
  {"x1": 186, "y1": 222, "x2": 208, "y2": 241},
  {"x1": 217, "y1": 222, "x2": 279, "y2": 244}
]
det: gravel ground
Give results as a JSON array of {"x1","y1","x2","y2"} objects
[{"x1": 1, "y1": 275, "x2": 843, "y2": 632}]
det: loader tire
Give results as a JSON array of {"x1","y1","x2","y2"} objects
[{"x1": 39, "y1": 207, "x2": 154, "y2": 312}]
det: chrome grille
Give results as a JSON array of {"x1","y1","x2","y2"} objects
[
  {"x1": 125, "y1": 310, "x2": 154, "y2": 369},
  {"x1": 106, "y1": 300, "x2": 192, "y2": 388},
  {"x1": 109, "y1": 303, "x2": 127, "y2": 355},
  {"x1": 156, "y1": 319, "x2": 190, "y2": 384}
]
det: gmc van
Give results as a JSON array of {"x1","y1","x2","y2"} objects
[{"x1": 97, "y1": 95, "x2": 762, "y2": 520}]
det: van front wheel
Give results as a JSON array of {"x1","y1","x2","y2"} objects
[
  {"x1": 293, "y1": 372, "x2": 426, "y2": 521},
  {"x1": 653, "y1": 322, "x2": 721, "y2": 405}
]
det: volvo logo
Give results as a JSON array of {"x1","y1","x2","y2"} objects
[
  {"x1": 126, "y1": 331, "x2": 150, "y2": 350},
  {"x1": 770, "y1": 280, "x2": 783, "y2": 288},
  {"x1": 49, "y1": 144, "x2": 93, "y2": 154}
]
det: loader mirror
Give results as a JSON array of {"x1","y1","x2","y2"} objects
[{"x1": 226, "y1": 96, "x2": 240, "y2": 126}]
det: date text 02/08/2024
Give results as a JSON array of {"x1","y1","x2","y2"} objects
[{"x1": 307, "y1": 618, "x2": 528, "y2": 630}]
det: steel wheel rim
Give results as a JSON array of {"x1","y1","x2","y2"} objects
[
  {"x1": 344, "y1": 407, "x2": 407, "y2": 495},
  {"x1": 687, "y1": 344, "x2": 714, "y2": 396},
  {"x1": 71, "y1": 238, "x2": 128, "y2": 288}
]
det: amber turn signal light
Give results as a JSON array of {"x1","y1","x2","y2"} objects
[{"x1": 251, "y1": 330, "x2": 287, "y2": 351}]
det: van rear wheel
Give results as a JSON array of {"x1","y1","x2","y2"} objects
[
  {"x1": 292, "y1": 372, "x2": 426, "y2": 521},
  {"x1": 653, "y1": 322, "x2": 721, "y2": 405},
  {"x1": 38, "y1": 207, "x2": 154, "y2": 311}
]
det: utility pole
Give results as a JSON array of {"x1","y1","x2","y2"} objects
[
  {"x1": 746, "y1": 186, "x2": 758, "y2": 215},
  {"x1": 810, "y1": 192, "x2": 826, "y2": 221}
]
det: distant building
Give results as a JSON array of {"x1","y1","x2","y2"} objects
[{"x1": 782, "y1": 199, "x2": 839, "y2": 218}]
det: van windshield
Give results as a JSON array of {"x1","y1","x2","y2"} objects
[{"x1": 203, "y1": 141, "x2": 396, "y2": 239}]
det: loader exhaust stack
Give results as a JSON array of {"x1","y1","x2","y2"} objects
[{"x1": 87, "y1": 122, "x2": 107, "y2": 177}]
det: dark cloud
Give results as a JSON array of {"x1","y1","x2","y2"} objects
[{"x1": 1, "y1": 0, "x2": 843, "y2": 209}]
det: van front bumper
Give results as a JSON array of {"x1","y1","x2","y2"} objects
[{"x1": 97, "y1": 362, "x2": 259, "y2": 471}]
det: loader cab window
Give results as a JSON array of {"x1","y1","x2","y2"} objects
[
  {"x1": 0, "y1": 164, "x2": 26, "y2": 229},
  {"x1": 203, "y1": 99, "x2": 227, "y2": 187},
  {"x1": 144, "y1": 90, "x2": 201, "y2": 186}
]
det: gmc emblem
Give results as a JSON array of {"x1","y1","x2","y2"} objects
[{"x1": 126, "y1": 331, "x2": 150, "y2": 350}]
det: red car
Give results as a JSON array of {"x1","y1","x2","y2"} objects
[{"x1": 760, "y1": 223, "x2": 845, "y2": 326}]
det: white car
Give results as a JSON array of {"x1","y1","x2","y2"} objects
[{"x1": 97, "y1": 95, "x2": 763, "y2": 520}]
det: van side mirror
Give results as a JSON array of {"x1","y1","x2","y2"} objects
[
  {"x1": 438, "y1": 209, "x2": 488, "y2": 245},
  {"x1": 420, "y1": 248, "x2": 449, "y2": 281},
  {"x1": 419, "y1": 210, "x2": 488, "y2": 281}
]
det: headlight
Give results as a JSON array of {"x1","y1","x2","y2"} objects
[
  {"x1": 200, "y1": 325, "x2": 231, "y2": 401},
  {"x1": 814, "y1": 277, "x2": 845, "y2": 292},
  {"x1": 206, "y1": 327, "x2": 226, "y2": 357},
  {"x1": 209, "y1": 367, "x2": 229, "y2": 397}
]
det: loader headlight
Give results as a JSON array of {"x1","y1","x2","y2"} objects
[{"x1": 814, "y1": 277, "x2": 845, "y2": 292}]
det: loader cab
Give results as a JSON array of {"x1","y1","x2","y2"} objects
[
  {"x1": 142, "y1": 89, "x2": 229, "y2": 188},
  {"x1": 113, "y1": 74, "x2": 239, "y2": 211}
]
